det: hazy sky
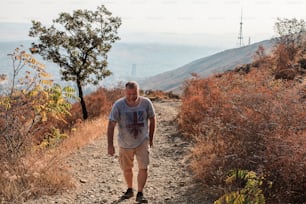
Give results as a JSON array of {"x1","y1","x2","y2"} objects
[{"x1": 0, "y1": 0, "x2": 305, "y2": 47}]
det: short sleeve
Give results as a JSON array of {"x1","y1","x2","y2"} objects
[
  {"x1": 147, "y1": 99, "x2": 155, "y2": 118},
  {"x1": 109, "y1": 102, "x2": 120, "y2": 122}
]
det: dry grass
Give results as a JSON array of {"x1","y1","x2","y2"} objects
[
  {"x1": 0, "y1": 151, "x2": 73, "y2": 202},
  {"x1": 0, "y1": 85, "x2": 114, "y2": 203},
  {"x1": 0, "y1": 47, "x2": 122, "y2": 203},
  {"x1": 178, "y1": 50, "x2": 306, "y2": 203},
  {"x1": 60, "y1": 116, "x2": 108, "y2": 153},
  {"x1": 143, "y1": 89, "x2": 180, "y2": 101},
  {"x1": 0, "y1": 115, "x2": 108, "y2": 203}
]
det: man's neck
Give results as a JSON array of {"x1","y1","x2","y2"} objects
[{"x1": 125, "y1": 97, "x2": 140, "y2": 107}]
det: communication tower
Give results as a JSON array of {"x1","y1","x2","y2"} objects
[{"x1": 238, "y1": 9, "x2": 244, "y2": 47}]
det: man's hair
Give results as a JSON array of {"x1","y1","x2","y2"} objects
[{"x1": 125, "y1": 81, "x2": 139, "y2": 90}]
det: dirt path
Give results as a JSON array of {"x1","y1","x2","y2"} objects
[{"x1": 27, "y1": 100, "x2": 214, "y2": 204}]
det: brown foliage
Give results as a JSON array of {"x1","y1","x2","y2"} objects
[
  {"x1": 271, "y1": 32, "x2": 306, "y2": 80},
  {"x1": 68, "y1": 87, "x2": 114, "y2": 123},
  {"x1": 179, "y1": 65, "x2": 306, "y2": 203},
  {"x1": 0, "y1": 146, "x2": 75, "y2": 202},
  {"x1": 272, "y1": 44, "x2": 298, "y2": 80},
  {"x1": 42, "y1": 86, "x2": 123, "y2": 140},
  {"x1": 1, "y1": 83, "x2": 115, "y2": 202},
  {"x1": 0, "y1": 88, "x2": 112, "y2": 202},
  {"x1": 0, "y1": 47, "x2": 120, "y2": 202},
  {"x1": 144, "y1": 89, "x2": 180, "y2": 101}
]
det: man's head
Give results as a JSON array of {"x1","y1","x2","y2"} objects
[{"x1": 125, "y1": 81, "x2": 140, "y2": 105}]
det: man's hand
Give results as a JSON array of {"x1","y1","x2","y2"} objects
[
  {"x1": 149, "y1": 116, "x2": 156, "y2": 148},
  {"x1": 149, "y1": 140, "x2": 153, "y2": 148},
  {"x1": 108, "y1": 145, "x2": 115, "y2": 156},
  {"x1": 107, "y1": 120, "x2": 116, "y2": 156}
]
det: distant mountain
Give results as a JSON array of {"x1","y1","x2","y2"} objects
[
  {"x1": 140, "y1": 40, "x2": 274, "y2": 93},
  {"x1": 0, "y1": 40, "x2": 222, "y2": 90},
  {"x1": 107, "y1": 42, "x2": 222, "y2": 79}
]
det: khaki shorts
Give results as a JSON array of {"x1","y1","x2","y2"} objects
[{"x1": 119, "y1": 140, "x2": 149, "y2": 170}]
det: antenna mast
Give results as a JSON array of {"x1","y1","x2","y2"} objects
[{"x1": 238, "y1": 9, "x2": 243, "y2": 47}]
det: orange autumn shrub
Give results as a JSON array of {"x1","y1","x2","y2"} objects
[{"x1": 178, "y1": 66, "x2": 305, "y2": 203}]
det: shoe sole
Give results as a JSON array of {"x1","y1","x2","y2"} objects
[{"x1": 135, "y1": 199, "x2": 148, "y2": 203}]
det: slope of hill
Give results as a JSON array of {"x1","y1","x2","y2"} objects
[{"x1": 140, "y1": 40, "x2": 273, "y2": 93}]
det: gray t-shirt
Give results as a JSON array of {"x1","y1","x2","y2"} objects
[{"x1": 109, "y1": 96, "x2": 155, "y2": 148}]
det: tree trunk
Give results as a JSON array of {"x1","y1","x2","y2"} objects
[{"x1": 76, "y1": 79, "x2": 88, "y2": 120}]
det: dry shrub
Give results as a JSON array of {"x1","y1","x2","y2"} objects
[
  {"x1": 77, "y1": 87, "x2": 114, "y2": 117},
  {"x1": 144, "y1": 89, "x2": 180, "y2": 101},
  {"x1": 62, "y1": 87, "x2": 114, "y2": 129},
  {"x1": 179, "y1": 75, "x2": 223, "y2": 138},
  {"x1": 43, "y1": 86, "x2": 123, "y2": 140},
  {"x1": 272, "y1": 44, "x2": 298, "y2": 80},
  {"x1": 0, "y1": 48, "x2": 75, "y2": 202},
  {"x1": 271, "y1": 36, "x2": 306, "y2": 81},
  {"x1": 104, "y1": 85, "x2": 125, "y2": 103},
  {"x1": 179, "y1": 66, "x2": 306, "y2": 203},
  {"x1": 0, "y1": 47, "x2": 113, "y2": 203},
  {"x1": 61, "y1": 116, "x2": 108, "y2": 151},
  {"x1": 0, "y1": 86, "x2": 111, "y2": 202},
  {"x1": 0, "y1": 151, "x2": 74, "y2": 203},
  {"x1": 0, "y1": 115, "x2": 108, "y2": 203}
]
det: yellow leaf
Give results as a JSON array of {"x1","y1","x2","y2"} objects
[
  {"x1": 40, "y1": 71, "x2": 52, "y2": 78},
  {"x1": 41, "y1": 79, "x2": 53, "y2": 86},
  {"x1": 41, "y1": 111, "x2": 47, "y2": 122}
]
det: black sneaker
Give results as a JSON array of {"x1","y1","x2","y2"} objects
[
  {"x1": 121, "y1": 188, "x2": 134, "y2": 200},
  {"x1": 136, "y1": 192, "x2": 148, "y2": 203}
]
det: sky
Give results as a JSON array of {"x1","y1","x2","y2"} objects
[{"x1": 0, "y1": 0, "x2": 305, "y2": 47}]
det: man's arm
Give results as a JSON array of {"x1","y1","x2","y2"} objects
[
  {"x1": 149, "y1": 116, "x2": 156, "y2": 147},
  {"x1": 107, "y1": 120, "x2": 117, "y2": 156}
]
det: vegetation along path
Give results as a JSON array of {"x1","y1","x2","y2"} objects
[{"x1": 26, "y1": 100, "x2": 214, "y2": 204}]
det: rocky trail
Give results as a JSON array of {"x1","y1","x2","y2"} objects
[{"x1": 27, "y1": 100, "x2": 214, "y2": 204}]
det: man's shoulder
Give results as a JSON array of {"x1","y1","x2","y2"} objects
[
  {"x1": 113, "y1": 97, "x2": 125, "y2": 107},
  {"x1": 140, "y1": 96, "x2": 152, "y2": 102},
  {"x1": 114, "y1": 97, "x2": 125, "y2": 104},
  {"x1": 140, "y1": 96, "x2": 153, "y2": 105}
]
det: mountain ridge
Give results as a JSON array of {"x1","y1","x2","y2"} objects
[
  {"x1": 0, "y1": 40, "x2": 222, "y2": 85},
  {"x1": 140, "y1": 39, "x2": 274, "y2": 93}
]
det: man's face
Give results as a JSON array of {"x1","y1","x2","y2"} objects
[{"x1": 125, "y1": 87, "x2": 139, "y2": 104}]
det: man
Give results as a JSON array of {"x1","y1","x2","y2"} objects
[{"x1": 107, "y1": 81, "x2": 156, "y2": 203}]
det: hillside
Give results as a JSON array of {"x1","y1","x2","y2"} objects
[
  {"x1": 2, "y1": 38, "x2": 305, "y2": 203},
  {"x1": 140, "y1": 40, "x2": 273, "y2": 93}
]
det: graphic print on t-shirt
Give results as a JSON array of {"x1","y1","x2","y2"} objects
[{"x1": 126, "y1": 111, "x2": 144, "y2": 138}]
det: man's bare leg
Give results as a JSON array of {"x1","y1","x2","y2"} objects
[
  {"x1": 124, "y1": 169, "x2": 133, "y2": 189},
  {"x1": 137, "y1": 169, "x2": 148, "y2": 192}
]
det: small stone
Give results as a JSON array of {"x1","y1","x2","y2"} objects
[{"x1": 79, "y1": 178, "x2": 87, "y2": 183}]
